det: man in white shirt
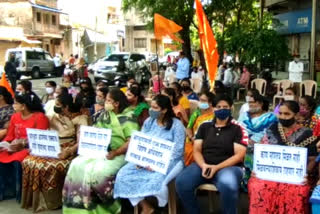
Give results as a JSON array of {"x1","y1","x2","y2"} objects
[
  {"x1": 223, "y1": 63, "x2": 234, "y2": 87},
  {"x1": 288, "y1": 54, "x2": 304, "y2": 82}
]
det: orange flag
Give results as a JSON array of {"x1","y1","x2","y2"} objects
[
  {"x1": 154, "y1": 13, "x2": 184, "y2": 43},
  {"x1": 0, "y1": 72, "x2": 14, "y2": 97},
  {"x1": 195, "y1": 0, "x2": 219, "y2": 89}
]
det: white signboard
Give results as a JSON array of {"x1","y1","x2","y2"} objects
[
  {"x1": 253, "y1": 144, "x2": 308, "y2": 184},
  {"x1": 27, "y1": 128, "x2": 61, "y2": 158},
  {"x1": 126, "y1": 131, "x2": 174, "y2": 175},
  {"x1": 78, "y1": 126, "x2": 112, "y2": 157}
]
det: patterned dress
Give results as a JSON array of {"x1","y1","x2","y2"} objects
[
  {"x1": 62, "y1": 108, "x2": 139, "y2": 214},
  {"x1": 248, "y1": 123, "x2": 318, "y2": 214},
  {"x1": 21, "y1": 114, "x2": 88, "y2": 212},
  {"x1": 114, "y1": 118, "x2": 185, "y2": 207}
]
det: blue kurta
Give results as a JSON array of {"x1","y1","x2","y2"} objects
[{"x1": 113, "y1": 118, "x2": 185, "y2": 207}]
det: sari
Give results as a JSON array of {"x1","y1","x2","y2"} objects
[
  {"x1": 62, "y1": 108, "x2": 139, "y2": 214},
  {"x1": 184, "y1": 109, "x2": 214, "y2": 166},
  {"x1": 248, "y1": 123, "x2": 318, "y2": 214}
]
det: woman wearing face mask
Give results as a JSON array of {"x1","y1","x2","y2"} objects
[
  {"x1": 248, "y1": 101, "x2": 318, "y2": 214},
  {"x1": 126, "y1": 86, "x2": 149, "y2": 127},
  {"x1": 0, "y1": 94, "x2": 49, "y2": 202},
  {"x1": 184, "y1": 91, "x2": 215, "y2": 166},
  {"x1": 170, "y1": 82, "x2": 191, "y2": 116},
  {"x1": 90, "y1": 87, "x2": 108, "y2": 124},
  {"x1": 297, "y1": 96, "x2": 317, "y2": 128},
  {"x1": 21, "y1": 94, "x2": 88, "y2": 212},
  {"x1": 162, "y1": 87, "x2": 189, "y2": 126},
  {"x1": 41, "y1": 81, "x2": 57, "y2": 104},
  {"x1": 0, "y1": 86, "x2": 14, "y2": 141},
  {"x1": 238, "y1": 89, "x2": 259, "y2": 119},
  {"x1": 114, "y1": 95, "x2": 185, "y2": 214},
  {"x1": 181, "y1": 78, "x2": 199, "y2": 101},
  {"x1": 238, "y1": 90, "x2": 277, "y2": 191},
  {"x1": 176, "y1": 94, "x2": 248, "y2": 214},
  {"x1": 75, "y1": 78, "x2": 96, "y2": 114},
  {"x1": 45, "y1": 86, "x2": 70, "y2": 119},
  {"x1": 63, "y1": 89, "x2": 139, "y2": 214}
]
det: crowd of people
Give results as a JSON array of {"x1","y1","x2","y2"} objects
[{"x1": 1, "y1": 53, "x2": 320, "y2": 214}]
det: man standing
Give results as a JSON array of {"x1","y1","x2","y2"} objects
[
  {"x1": 288, "y1": 54, "x2": 304, "y2": 82},
  {"x1": 4, "y1": 53, "x2": 18, "y2": 91},
  {"x1": 176, "y1": 51, "x2": 190, "y2": 81},
  {"x1": 53, "y1": 54, "x2": 62, "y2": 76}
]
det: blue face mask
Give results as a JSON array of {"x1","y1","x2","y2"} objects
[
  {"x1": 214, "y1": 109, "x2": 231, "y2": 120},
  {"x1": 149, "y1": 109, "x2": 161, "y2": 119},
  {"x1": 199, "y1": 102, "x2": 210, "y2": 110}
]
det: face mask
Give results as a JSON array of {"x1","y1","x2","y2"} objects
[
  {"x1": 96, "y1": 97, "x2": 105, "y2": 106},
  {"x1": 82, "y1": 87, "x2": 89, "y2": 93},
  {"x1": 53, "y1": 93, "x2": 58, "y2": 99},
  {"x1": 245, "y1": 96, "x2": 251, "y2": 103},
  {"x1": 279, "y1": 118, "x2": 295, "y2": 127},
  {"x1": 249, "y1": 107, "x2": 261, "y2": 114},
  {"x1": 214, "y1": 109, "x2": 231, "y2": 120},
  {"x1": 46, "y1": 87, "x2": 54, "y2": 95},
  {"x1": 299, "y1": 106, "x2": 309, "y2": 117},
  {"x1": 199, "y1": 102, "x2": 210, "y2": 110},
  {"x1": 54, "y1": 106, "x2": 63, "y2": 114},
  {"x1": 104, "y1": 103, "x2": 114, "y2": 111},
  {"x1": 127, "y1": 82, "x2": 132, "y2": 88},
  {"x1": 16, "y1": 91, "x2": 23, "y2": 96},
  {"x1": 149, "y1": 109, "x2": 161, "y2": 119},
  {"x1": 284, "y1": 95, "x2": 295, "y2": 101}
]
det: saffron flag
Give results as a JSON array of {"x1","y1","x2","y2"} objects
[
  {"x1": 0, "y1": 72, "x2": 14, "y2": 97},
  {"x1": 154, "y1": 13, "x2": 184, "y2": 43},
  {"x1": 195, "y1": 0, "x2": 219, "y2": 89}
]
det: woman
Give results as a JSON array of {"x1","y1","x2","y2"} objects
[
  {"x1": 181, "y1": 78, "x2": 199, "y2": 101},
  {"x1": 0, "y1": 86, "x2": 14, "y2": 140},
  {"x1": 21, "y1": 94, "x2": 88, "y2": 212},
  {"x1": 126, "y1": 86, "x2": 149, "y2": 127},
  {"x1": 41, "y1": 81, "x2": 57, "y2": 104},
  {"x1": 176, "y1": 95, "x2": 248, "y2": 214},
  {"x1": 45, "y1": 85, "x2": 69, "y2": 119},
  {"x1": 63, "y1": 89, "x2": 139, "y2": 214},
  {"x1": 274, "y1": 87, "x2": 297, "y2": 115},
  {"x1": 184, "y1": 91, "x2": 215, "y2": 166},
  {"x1": 238, "y1": 91, "x2": 277, "y2": 190},
  {"x1": 0, "y1": 94, "x2": 49, "y2": 202},
  {"x1": 170, "y1": 82, "x2": 190, "y2": 116},
  {"x1": 162, "y1": 88, "x2": 189, "y2": 126},
  {"x1": 90, "y1": 87, "x2": 108, "y2": 124},
  {"x1": 16, "y1": 80, "x2": 41, "y2": 102},
  {"x1": 75, "y1": 78, "x2": 96, "y2": 111},
  {"x1": 114, "y1": 95, "x2": 185, "y2": 213},
  {"x1": 297, "y1": 95, "x2": 317, "y2": 128},
  {"x1": 248, "y1": 101, "x2": 318, "y2": 214},
  {"x1": 238, "y1": 89, "x2": 259, "y2": 119}
]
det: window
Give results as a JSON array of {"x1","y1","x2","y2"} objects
[
  {"x1": 44, "y1": 14, "x2": 49, "y2": 24},
  {"x1": 52, "y1": 15, "x2": 56, "y2": 25},
  {"x1": 130, "y1": 54, "x2": 146, "y2": 62},
  {"x1": 26, "y1": 51, "x2": 44, "y2": 60},
  {"x1": 133, "y1": 26, "x2": 146, "y2": 31},
  {"x1": 45, "y1": 53, "x2": 53, "y2": 60},
  {"x1": 36, "y1": 12, "x2": 41, "y2": 23},
  {"x1": 134, "y1": 38, "x2": 147, "y2": 48}
]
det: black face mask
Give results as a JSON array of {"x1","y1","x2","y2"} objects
[
  {"x1": 279, "y1": 118, "x2": 295, "y2": 127},
  {"x1": 182, "y1": 86, "x2": 191, "y2": 92},
  {"x1": 54, "y1": 106, "x2": 63, "y2": 114},
  {"x1": 82, "y1": 88, "x2": 89, "y2": 93}
]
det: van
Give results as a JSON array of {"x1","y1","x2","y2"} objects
[{"x1": 5, "y1": 48, "x2": 55, "y2": 79}]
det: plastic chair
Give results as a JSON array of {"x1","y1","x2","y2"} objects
[
  {"x1": 251, "y1": 79, "x2": 267, "y2": 96},
  {"x1": 236, "y1": 81, "x2": 250, "y2": 101},
  {"x1": 300, "y1": 80, "x2": 317, "y2": 98},
  {"x1": 196, "y1": 184, "x2": 218, "y2": 213},
  {"x1": 189, "y1": 100, "x2": 199, "y2": 114},
  {"x1": 191, "y1": 78, "x2": 202, "y2": 93},
  {"x1": 134, "y1": 181, "x2": 177, "y2": 214}
]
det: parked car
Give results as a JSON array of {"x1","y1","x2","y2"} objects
[
  {"x1": 88, "y1": 56, "x2": 107, "y2": 74},
  {"x1": 159, "y1": 51, "x2": 180, "y2": 67},
  {"x1": 93, "y1": 52, "x2": 151, "y2": 86},
  {"x1": 5, "y1": 48, "x2": 55, "y2": 79}
]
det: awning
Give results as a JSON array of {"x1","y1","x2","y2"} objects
[
  {"x1": 83, "y1": 29, "x2": 117, "y2": 44},
  {"x1": 30, "y1": 3, "x2": 66, "y2": 14},
  {"x1": 0, "y1": 27, "x2": 42, "y2": 44}
]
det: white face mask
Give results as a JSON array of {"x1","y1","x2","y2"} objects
[
  {"x1": 46, "y1": 87, "x2": 54, "y2": 95},
  {"x1": 127, "y1": 82, "x2": 132, "y2": 88},
  {"x1": 284, "y1": 95, "x2": 295, "y2": 101},
  {"x1": 53, "y1": 93, "x2": 58, "y2": 98},
  {"x1": 245, "y1": 96, "x2": 251, "y2": 103}
]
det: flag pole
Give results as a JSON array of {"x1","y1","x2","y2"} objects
[{"x1": 155, "y1": 39, "x2": 161, "y2": 94}]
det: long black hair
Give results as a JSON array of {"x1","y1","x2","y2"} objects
[
  {"x1": 163, "y1": 88, "x2": 179, "y2": 106},
  {"x1": 128, "y1": 86, "x2": 144, "y2": 103},
  {"x1": 153, "y1": 95, "x2": 176, "y2": 130},
  {"x1": 108, "y1": 89, "x2": 129, "y2": 113},
  {"x1": 56, "y1": 93, "x2": 81, "y2": 113},
  {"x1": 18, "y1": 80, "x2": 32, "y2": 92},
  {"x1": 0, "y1": 86, "x2": 13, "y2": 104},
  {"x1": 15, "y1": 93, "x2": 44, "y2": 113},
  {"x1": 300, "y1": 96, "x2": 317, "y2": 114}
]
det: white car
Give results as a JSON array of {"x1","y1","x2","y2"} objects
[{"x1": 159, "y1": 51, "x2": 180, "y2": 65}]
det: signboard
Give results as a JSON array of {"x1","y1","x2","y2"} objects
[
  {"x1": 253, "y1": 144, "x2": 308, "y2": 184},
  {"x1": 78, "y1": 126, "x2": 112, "y2": 157},
  {"x1": 125, "y1": 131, "x2": 174, "y2": 175},
  {"x1": 27, "y1": 128, "x2": 61, "y2": 158}
]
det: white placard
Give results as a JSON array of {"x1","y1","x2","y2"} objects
[
  {"x1": 253, "y1": 144, "x2": 308, "y2": 184},
  {"x1": 125, "y1": 131, "x2": 174, "y2": 175},
  {"x1": 27, "y1": 128, "x2": 61, "y2": 158},
  {"x1": 78, "y1": 125, "x2": 112, "y2": 157}
]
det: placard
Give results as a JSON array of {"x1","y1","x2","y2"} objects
[
  {"x1": 27, "y1": 128, "x2": 61, "y2": 158},
  {"x1": 125, "y1": 131, "x2": 174, "y2": 175},
  {"x1": 78, "y1": 125, "x2": 112, "y2": 157},
  {"x1": 253, "y1": 144, "x2": 308, "y2": 184}
]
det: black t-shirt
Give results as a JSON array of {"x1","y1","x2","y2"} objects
[{"x1": 195, "y1": 119, "x2": 247, "y2": 165}]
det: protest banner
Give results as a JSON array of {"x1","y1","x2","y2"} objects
[
  {"x1": 27, "y1": 128, "x2": 61, "y2": 158},
  {"x1": 125, "y1": 131, "x2": 174, "y2": 175},
  {"x1": 78, "y1": 125, "x2": 112, "y2": 157},
  {"x1": 253, "y1": 144, "x2": 307, "y2": 184}
]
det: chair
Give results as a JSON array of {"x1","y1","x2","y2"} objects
[
  {"x1": 196, "y1": 184, "x2": 218, "y2": 213},
  {"x1": 189, "y1": 100, "x2": 199, "y2": 114},
  {"x1": 300, "y1": 80, "x2": 317, "y2": 98},
  {"x1": 191, "y1": 78, "x2": 202, "y2": 93},
  {"x1": 134, "y1": 181, "x2": 177, "y2": 214},
  {"x1": 273, "y1": 80, "x2": 294, "y2": 107},
  {"x1": 236, "y1": 81, "x2": 250, "y2": 101},
  {"x1": 251, "y1": 79, "x2": 267, "y2": 96}
]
